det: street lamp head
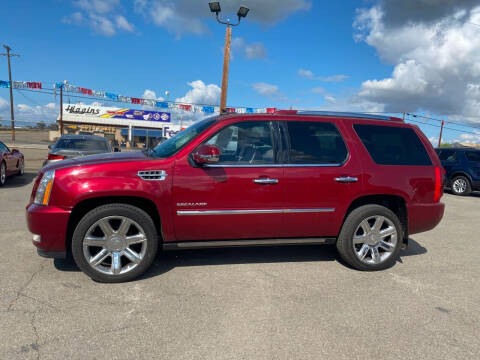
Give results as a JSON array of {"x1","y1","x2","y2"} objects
[
  {"x1": 237, "y1": 6, "x2": 249, "y2": 18},
  {"x1": 209, "y1": 2, "x2": 221, "y2": 14}
]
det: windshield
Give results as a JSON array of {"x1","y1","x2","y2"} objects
[{"x1": 151, "y1": 117, "x2": 217, "y2": 158}]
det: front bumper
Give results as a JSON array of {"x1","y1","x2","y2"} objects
[
  {"x1": 407, "y1": 202, "x2": 445, "y2": 235},
  {"x1": 26, "y1": 203, "x2": 71, "y2": 258}
]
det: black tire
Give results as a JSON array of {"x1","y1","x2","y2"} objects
[
  {"x1": 336, "y1": 204, "x2": 403, "y2": 271},
  {"x1": 0, "y1": 161, "x2": 6, "y2": 186},
  {"x1": 450, "y1": 175, "x2": 471, "y2": 196},
  {"x1": 71, "y1": 203, "x2": 159, "y2": 283},
  {"x1": 16, "y1": 159, "x2": 24, "y2": 176}
]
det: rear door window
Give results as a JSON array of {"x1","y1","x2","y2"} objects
[
  {"x1": 466, "y1": 151, "x2": 480, "y2": 162},
  {"x1": 354, "y1": 124, "x2": 432, "y2": 166},
  {"x1": 284, "y1": 121, "x2": 348, "y2": 164}
]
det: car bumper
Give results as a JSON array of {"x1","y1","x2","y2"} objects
[
  {"x1": 26, "y1": 203, "x2": 71, "y2": 258},
  {"x1": 407, "y1": 202, "x2": 445, "y2": 235}
]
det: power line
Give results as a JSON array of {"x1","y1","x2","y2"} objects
[
  {"x1": 407, "y1": 117, "x2": 479, "y2": 135},
  {"x1": 407, "y1": 112, "x2": 480, "y2": 131}
]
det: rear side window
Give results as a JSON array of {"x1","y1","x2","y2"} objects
[
  {"x1": 354, "y1": 124, "x2": 432, "y2": 166},
  {"x1": 438, "y1": 150, "x2": 457, "y2": 162},
  {"x1": 466, "y1": 151, "x2": 480, "y2": 162},
  {"x1": 285, "y1": 121, "x2": 348, "y2": 164}
]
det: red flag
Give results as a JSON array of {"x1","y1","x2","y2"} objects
[
  {"x1": 131, "y1": 98, "x2": 142, "y2": 104},
  {"x1": 266, "y1": 107, "x2": 276, "y2": 113},
  {"x1": 225, "y1": 107, "x2": 236, "y2": 113},
  {"x1": 179, "y1": 104, "x2": 192, "y2": 111}
]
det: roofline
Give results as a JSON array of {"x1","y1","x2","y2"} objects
[{"x1": 217, "y1": 110, "x2": 402, "y2": 122}]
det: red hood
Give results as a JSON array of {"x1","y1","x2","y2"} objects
[{"x1": 42, "y1": 150, "x2": 149, "y2": 171}]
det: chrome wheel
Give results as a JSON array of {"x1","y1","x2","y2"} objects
[
  {"x1": 452, "y1": 178, "x2": 467, "y2": 194},
  {"x1": 0, "y1": 162, "x2": 5, "y2": 185},
  {"x1": 352, "y1": 215, "x2": 398, "y2": 265},
  {"x1": 82, "y1": 216, "x2": 148, "y2": 275}
]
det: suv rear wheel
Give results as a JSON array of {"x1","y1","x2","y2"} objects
[
  {"x1": 72, "y1": 204, "x2": 159, "y2": 283},
  {"x1": 451, "y1": 175, "x2": 471, "y2": 196},
  {"x1": 337, "y1": 204, "x2": 403, "y2": 271}
]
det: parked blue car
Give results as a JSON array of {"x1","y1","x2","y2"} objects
[{"x1": 435, "y1": 148, "x2": 480, "y2": 196}]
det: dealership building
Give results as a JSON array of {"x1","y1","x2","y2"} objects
[{"x1": 55, "y1": 104, "x2": 183, "y2": 147}]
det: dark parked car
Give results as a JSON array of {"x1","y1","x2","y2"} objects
[
  {"x1": 28, "y1": 111, "x2": 444, "y2": 282},
  {"x1": 435, "y1": 147, "x2": 480, "y2": 196},
  {"x1": 44, "y1": 134, "x2": 117, "y2": 166},
  {"x1": 0, "y1": 140, "x2": 24, "y2": 186}
]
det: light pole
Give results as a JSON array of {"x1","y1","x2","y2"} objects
[
  {"x1": 209, "y1": 2, "x2": 249, "y2": 113},
  {"x1": 1, "y1": 45, "x2": 20, "y2": 142}
]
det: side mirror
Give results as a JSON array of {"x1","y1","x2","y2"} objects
[
  {"x1": 11, "y1": 148, "x2": 19, "y2": 154},
  {"x1": 113, "y1": 147, "x2": 121, "y2": 152},
  {"x1": 48, "y1": 144, "x2": 53, "y2": 150},
  {"x1": 193, "y1": 144, "x2": 220, "y2": 165}
]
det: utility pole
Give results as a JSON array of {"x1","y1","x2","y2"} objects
[
  {"x1": 209, "y1": 2, "x2": 249, "y2": 113},
  {"x1": 59, "y1": 85, "x2": 64, "y2": 135},
  {"x1": 220, "y1": 26, "x2": 232, "y2": 113},
  {"x1": 438, "y1": 120, "x2": 444, "y2": 148},
  {"x1": 1, "y1": 45, "x2": 20, "y2": 142}
]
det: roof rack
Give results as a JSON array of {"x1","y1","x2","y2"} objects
[{"x1": 274, "y1": 110, "x2": 402, "y2": 122}]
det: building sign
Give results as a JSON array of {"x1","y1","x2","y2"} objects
[{"x1": 64, "y1": 105, "x2": 171, "y2": 123}]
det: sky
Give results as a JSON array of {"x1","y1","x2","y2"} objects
[{"x1": 1, "y1": 0, "x2": 480, "y2": 144}]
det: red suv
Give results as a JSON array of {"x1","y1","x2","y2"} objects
[{"x1": 27, "y1": 111, "x2": 445, "y2": 282}]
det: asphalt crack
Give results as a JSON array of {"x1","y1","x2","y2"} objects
[{"x1": 7, "y1": 264, "x2": 44, "y2": 311}]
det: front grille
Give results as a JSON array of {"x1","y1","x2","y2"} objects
[{"x1": 137, "y1": 170, "x2": 167, "y2": 181}]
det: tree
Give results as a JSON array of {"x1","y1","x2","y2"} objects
[{"x1": 36, "y1": 122, "x2": 46, "y2": 130}]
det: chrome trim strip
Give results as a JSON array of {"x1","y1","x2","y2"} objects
[
  {"x1": 163, "y1": 237, "x2": 336, "y2": 249},
  {"x1": 204, "y1": 163, "x2": 342, "y2": 168},
  {"x1": 177, "y1": 208, "x2": 335, "y2": 216},
  {"x1": 296, "y1": 110, "x2": 393, "y2": 121}
]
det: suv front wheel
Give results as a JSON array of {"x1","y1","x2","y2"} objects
[
  {"x1": 336, "y1": 204, "x2": 403, "y2": 271},
  {"x1": 72, "y1": 204, "x2": 159, "y2": 282}
]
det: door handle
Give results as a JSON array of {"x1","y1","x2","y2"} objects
[
  {"x1": 334, "y1": 176, "x2": 358, "y2": 183},
  {"x1": 253, "y1": 178, "x2": 279, "y2": 184}
]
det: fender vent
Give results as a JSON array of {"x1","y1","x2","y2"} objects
[{"x1": 137, "y1": 170, "x2": 167, "y2": 181}]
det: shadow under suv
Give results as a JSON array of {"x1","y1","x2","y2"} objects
[
  {"x1": 27, "y1": 111, "x2": 445, "y2": 282},
  {"x1": 435, "y1": 147, "x2": 480, "y2": 196}
]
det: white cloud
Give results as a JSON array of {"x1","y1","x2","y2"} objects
[
  {"x1": 135, "y1": 0, "x2": 311, "y2": 37},
  {"x1": 252, "y1": 82, "x2": 279, "y2": 96},
  {"x1": 454, "y1": 131, "x2": 480, "y2": 145},
  {"x1": 298, "y1": 68, "x2": 348, "y2": 82},
  {"x1": 176, "y1": 80, "x2": 221, "y2": 105},
  {"x1": 115, "y1": 15, "x2": 134, "y2": 32},
  {"x1": 0, "y1": 101, "x2": 59, "y2": 125},
  {"x1": 311, "y1": 87, "x2": 326, "y2": 94},
  {"x1": 0, "y1": 97, "x2": 8, "y2": 111},
  {"x1": 353, "y1": 3, "x2": 480, "y2": 122},
  {"x1": 324, "y1": 96, "x2": 336, "y2": 103},
  {"x1": 63, "y1": 0, "x2": 134, "y2": 36},
  {"x1": 231, "y1": 37, "x2": 267, "y2": 60}
]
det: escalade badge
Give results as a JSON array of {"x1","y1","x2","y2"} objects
[{"x1": 177, "y1": 202, "x2": 207, "y2": 207}]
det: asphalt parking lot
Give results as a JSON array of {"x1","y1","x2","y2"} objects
[{"x1": 1, "y1": 149, "x2": 479, "y2": 359}]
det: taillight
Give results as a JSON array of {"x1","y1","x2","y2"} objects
[
  {"x1": 433, "y1": 166, "x2": 442, "y2": 202},
  {"x1": 48, "y1": 154, "x2": 66, "y2": 160}
]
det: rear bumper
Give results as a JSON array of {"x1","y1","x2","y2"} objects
[
  {"x1": 26, "y1": 203, "x2": 71, "y2": 257},
  {"x1": 407, "y1": 202, "x2": 445, "y2": 235}
]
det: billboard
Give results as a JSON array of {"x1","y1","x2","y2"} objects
[{"x1": 63, "y1": 105, "x2": 171, "y2": 123}]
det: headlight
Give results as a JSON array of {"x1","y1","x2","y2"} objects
[{"x1": 34, "y1": 170, "x2": 55, "y2": 205}]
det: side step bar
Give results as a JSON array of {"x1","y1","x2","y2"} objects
[{"x1": 163, "y1": 237, "x2": 336, "y2": 250}]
